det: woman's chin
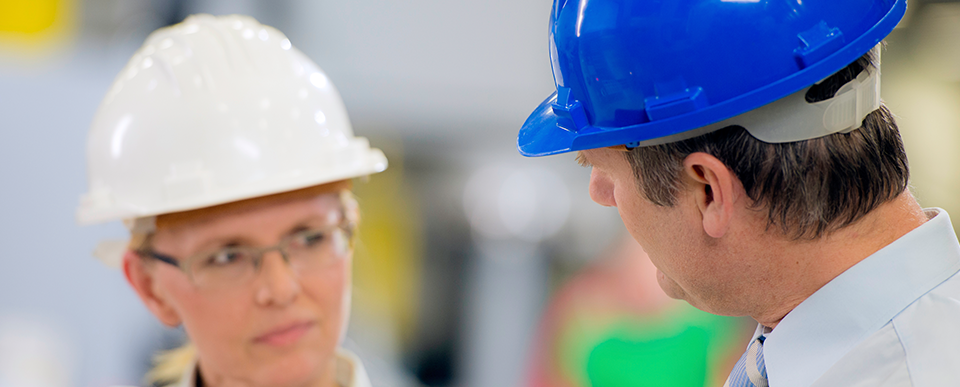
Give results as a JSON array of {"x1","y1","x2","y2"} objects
[{"x1": 253, "y1": 352, "x2": 330, "y2": 387}]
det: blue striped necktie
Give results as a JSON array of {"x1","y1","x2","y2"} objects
[{"x1": 724, "y1": 336, "x2": 768, "y2": 387}]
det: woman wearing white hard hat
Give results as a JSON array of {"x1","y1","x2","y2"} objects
[{"x1": 77, "y1": 14, "x2": 386, "y2": 387}]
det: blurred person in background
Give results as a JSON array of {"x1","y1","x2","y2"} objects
[
  {"x1": 76, "y1": 14, "x2": 387, "y2": 387},
  {"x1": 528, "y1": 235, "x2": 749, "y2": 387},
  {"x1": 518, "y1": 1, "x2": 960, "y2": 386}
]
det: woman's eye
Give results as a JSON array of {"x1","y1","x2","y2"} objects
[
  {"x1": 206, "y1": 250, "x2": 244, "y2": 266},
  {"x1": 294, "y1": 231, "x2": 327, "y2": 248}
]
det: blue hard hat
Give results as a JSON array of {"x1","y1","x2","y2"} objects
[{"x1": 518, "y1": 0, "x2": 907, "y2": 157}]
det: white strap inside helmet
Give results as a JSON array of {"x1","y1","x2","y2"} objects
[
  {"x1": 705, "y1": 64, "x2": 881, "y2": 143},
  {"x1": 630, "y1": 62, "x2": 882, "y2": 147}
]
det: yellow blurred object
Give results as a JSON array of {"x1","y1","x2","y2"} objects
[
  {"x1": 351, "y1": 142, "x2": 422, "y2": 344},
  {"x1": 0, "y1": 0, "x2": 75, "y2": 55}
]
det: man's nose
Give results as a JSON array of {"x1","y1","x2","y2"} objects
[{"x1": 589, "y1": 167, "x2": 617, "y2": 207}]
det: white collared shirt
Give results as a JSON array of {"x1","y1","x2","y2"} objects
[
  {"x1": 742, "y1": 208, "x2": 960, "y2": 386},
  {"x1": 173, "y1": 348, "x2": 373, "y2": 387}
]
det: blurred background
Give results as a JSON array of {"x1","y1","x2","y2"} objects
[{"x1": 1, "y1": 1, "x2": 958, "y2": 386}]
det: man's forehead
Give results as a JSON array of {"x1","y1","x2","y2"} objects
[{"x1": 577, "y1": 147, "x2": 619, "y2": 163}]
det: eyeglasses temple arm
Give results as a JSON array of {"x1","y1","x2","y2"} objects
[{"x1": 145, "y1": 251, "x2": 183, "y2": 269}]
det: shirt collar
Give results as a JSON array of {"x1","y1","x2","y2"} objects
[
  {"x1": 762, "y1": 208, "x2": 960, "y2": 387},
  {"x1": 175, "y1": 347, "x2": 372, "y2": 387},
  {"x1": 335, "y1": 347, "x2": 373, "y2": 387}
]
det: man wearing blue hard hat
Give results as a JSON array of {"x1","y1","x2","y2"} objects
[{"x1": 519, "y1": 1, "x2": 960, "y2": 386}]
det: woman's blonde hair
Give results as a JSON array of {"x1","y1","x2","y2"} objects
[
  {"x1": 132, "y1": 183, "x2": 360, "y2": 386},
  {"x1": 146, "y1": 343, "x2": 198, "y2": 386}
]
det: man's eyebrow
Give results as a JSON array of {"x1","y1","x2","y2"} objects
[{"x1": 575, "y1": 151, "x2": 592, "y2": 167}]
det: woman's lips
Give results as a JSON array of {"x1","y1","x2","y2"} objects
[{"x1": 254, "y1": 321, "x2": 315, "y2": 347}]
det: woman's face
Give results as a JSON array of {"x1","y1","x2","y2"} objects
[{"x1": 136, "y1": 193, "x2": 352, "y2": 387}]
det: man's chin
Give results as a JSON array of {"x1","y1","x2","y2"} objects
[{"x1": 655, "y1": 268, "x2": 687, "y2": 300}]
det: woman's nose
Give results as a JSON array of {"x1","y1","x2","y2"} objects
[{"x1": 254, "y1": 250, "x2": 301, "y2": 306}]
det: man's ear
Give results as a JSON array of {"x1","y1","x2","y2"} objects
[
  {"x1": 682, "y1": 152, "x2": 742, "y2": 239},
  {"x1": 122, "y1": 251, "x2": 182, "y2": 327}
]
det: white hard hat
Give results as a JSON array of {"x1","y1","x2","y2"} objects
[
  {"x1": 78, "y1": 14, "x2": 386, "y2": 225},
  {"x1": 78, "y1": 14, "x2": 387, "y2": 264}
]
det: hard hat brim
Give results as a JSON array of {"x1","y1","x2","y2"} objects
[
  {"x1": 77, "y1": 148, "x2": 387, "y2": 225},
  {"x1": 518, "y1": 92, "x2": 576, "y2": 157}
]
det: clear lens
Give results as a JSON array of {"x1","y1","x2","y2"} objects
[
  {"x1": 189, "y1": 247, "x2": 258, "y2": 287},
  {"x1": 286, "y1": 227, "x2": 350, "y2": 272},
  {"x1": 289, "y1": 228, "x2": 330, "y2": 250}
]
